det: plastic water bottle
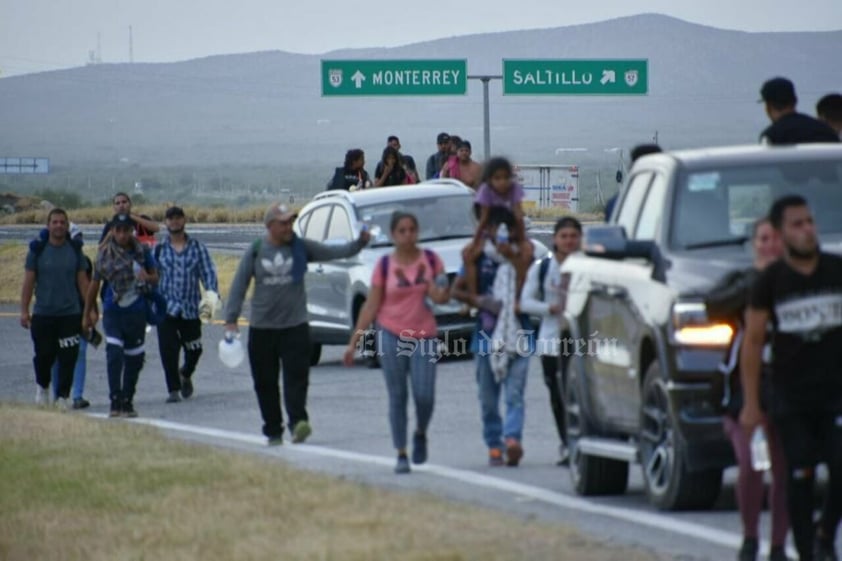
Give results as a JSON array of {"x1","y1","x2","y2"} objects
[
  {"x1": 496, "y1": 223, "x2": 510, "y2": 245},
  {"x1": 218, "y1": 331, "x2": 245, "y2": 369},
  {"x1": 750, "y1": 426, "x2": 771, "y2": 472}
]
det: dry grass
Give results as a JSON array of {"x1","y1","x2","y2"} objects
[
  {"x1": 525, "y1": 206, "x2": 603, "y2": 223},
  {"x1": 0, "y1": 204, "x2": 286, "y2": 226},
  {"x1": 0, "y1": 243, "x2": 241, "y2": 304},
  {"x1": 0, "y1": 405, "x2": 655, "y2": 561}
]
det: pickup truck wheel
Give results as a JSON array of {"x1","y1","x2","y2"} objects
[
  {"x1": 309, "y1": 343, "x2": 322, "y2": 367},
  {"x1": 565, "y1": 360, "x2": 629, "y2": 496},
  {"x1": 639, "y1": 362, "x2": 722, "y2": 510}
]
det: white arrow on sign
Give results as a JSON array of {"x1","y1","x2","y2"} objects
[
  {"x1": 351, "y1": 70, "x2": 366, "y2": 89},
  {"x1": 600, "y1": 70, "x2": 616, "y2": 85}
]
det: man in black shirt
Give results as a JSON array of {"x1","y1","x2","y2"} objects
[
  {"x1": 759, "y1": 77, "x2": 840, "y2": 145},
  {"x1": 741, "y1": 195, "x2": 842, "y2": 561},
  {"x1": 817, "y1": 93, "x2": 842, "y2": 138},
  {"x1": 425, "y1": 132, "x2": 450, "y2": 180}
]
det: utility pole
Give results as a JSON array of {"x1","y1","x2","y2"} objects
[
  {"x1": 468, "y1": 75, "x2": 502, "y2": 161},
  {"x1": 129, "y1": 26, "x2": 134, "y2": 63}
]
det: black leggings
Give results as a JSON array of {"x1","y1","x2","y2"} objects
[
  {"x1": 157, "y1": 316, "x2": 203, "y2": 392},
  {"x1": 540, "y1": 355, "x2": 567, "y2": 445},
  {"x1": 776, "y1": 409, "x2": 842, "y2": 561}
]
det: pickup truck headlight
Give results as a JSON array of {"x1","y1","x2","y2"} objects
[{"x1": 671, "y1": 302, "x2": 733, "y2": 347}]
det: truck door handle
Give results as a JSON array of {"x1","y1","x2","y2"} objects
[{"x1": 591, "y1": 283, "x2": 627, "y2": 299}]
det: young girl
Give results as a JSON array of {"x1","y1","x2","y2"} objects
[
  {"x1": 343, "y1": 211, "x2": 450, "y2": 474},
  {"x1": 463, "y1": 158, "x2": 531, "y2": 297}
]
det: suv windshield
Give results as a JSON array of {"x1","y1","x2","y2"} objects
[
  {"x1": 671, "y1": 159, "x2": 842, "y2": 250},
  {"x1": 358, "y1": 194, "x2": 477, "y2": 246}
]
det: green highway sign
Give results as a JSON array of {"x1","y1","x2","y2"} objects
[
  {"x1": 321, "y1": 59, "x2": 467, "y2": 96},
  {"x1": 503, "y1": 59, "x2": 648, "y2": 95}
]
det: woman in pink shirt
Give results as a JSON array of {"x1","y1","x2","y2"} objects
[{"x1": 344, "y1": 211, "x2": 450, "y2": 474}]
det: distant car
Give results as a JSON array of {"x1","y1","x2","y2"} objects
[
  {"x1": 296, "y1": 180, "x2": 549, "y2": 365},
  {"x1": 558, "y1": 144, "x2": 842, "y2": 510}
]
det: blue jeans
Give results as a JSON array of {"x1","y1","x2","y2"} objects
[
  {"x1": 103, "y1": 309, "x2": 147, "y2": 403},
  {"x1": 51, "y1": 337, "x2": 87, "y2": 400},
  {"x1": 476, "y1": 354, "x2": 529, "y2": 450},
  {"x1": 378, "y1": 327, "x2": 438, "y2": 451}
]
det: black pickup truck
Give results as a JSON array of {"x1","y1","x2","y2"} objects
[{"x1": 558, "y1": 144, "x2": 842, "y2": 510}]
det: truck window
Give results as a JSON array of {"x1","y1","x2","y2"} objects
[
  {"x1": 616, "y1": 172, "x2": 653, "y2": 237},
  {"x1": 634, "y1": 173, "x2": 668, "y2": 240}
]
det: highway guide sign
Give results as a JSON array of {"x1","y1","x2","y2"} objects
[
  {"x1": 321, "y1": 60, "x2": 467, "y2": 96},
  {"x1": 0, "y1": 157, "x2": 49, "y2": 174},
  {"x1": 503, "y1": 59, "x2": 648, "y2": 95}
]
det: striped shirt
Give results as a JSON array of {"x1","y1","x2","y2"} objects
[{"x1": 154, "y1": 235, "x2": 218, "y2": 319}]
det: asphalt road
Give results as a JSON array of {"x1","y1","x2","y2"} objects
[{"x1": 0, "y1": 307, "x2": 796, "y2": 561}]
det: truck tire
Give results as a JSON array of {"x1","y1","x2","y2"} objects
[
  {"x1": 639, "y1": 362, "x2": 723, "y2": 510},
  {"x1": 309, "y1": 343, "x2": 322, "y2": 367},
  {"x1": 565, "y1": 359, "x2": 629, "y2": 496}
]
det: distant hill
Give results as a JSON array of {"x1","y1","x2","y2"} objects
[{"x1": 0, "y1": 14, "x2": 840, "y2": 170}]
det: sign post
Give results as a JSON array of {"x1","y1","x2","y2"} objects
[
  {"x1": 321, "y1": 59, "x2": 467, "y2": 96},
  {"x1": 503, "y1": 59, "x2": 648, "y2": 95}
]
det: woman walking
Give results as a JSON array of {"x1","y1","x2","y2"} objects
[
  {"x1": 705, "y1": 217, "x2": 788, "y2": 561},
  {"x1": 520, "y1": 217, "x2": 582, "y2": 465},
  {"x1": 344, "y1": 212, "x2": 449, "y2": 474}
]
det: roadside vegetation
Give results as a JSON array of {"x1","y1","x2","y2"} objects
[
  {"x1": 0, "y1": 204, "x2": 278, "y2": 226},
  {"x1": 0, "y1": 405, "x2": 656, "y2": 561}
]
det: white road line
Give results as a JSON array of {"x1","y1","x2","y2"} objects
[{"x1": 97, "y1": 414, "x2": 794, "y2": 557}]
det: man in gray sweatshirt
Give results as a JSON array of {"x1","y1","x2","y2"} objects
[{"x1": 225, "y1": 203, "x2": 370, "y2": 445}]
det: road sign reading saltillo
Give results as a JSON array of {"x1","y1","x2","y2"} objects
[
  {"x1": 503, "y1": 59, "x2": 648, "y2": 95},
  {"x1": 321, "y1": 59, "x2": 467, "y2": 96}
]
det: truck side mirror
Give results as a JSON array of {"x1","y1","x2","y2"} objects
[{"x1": 583, "y1": 226, "x2": 668, "y2": 283}]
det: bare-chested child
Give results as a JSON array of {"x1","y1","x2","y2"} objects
[
  {"x1": 462, "y1": 157, "x2": 532, "y2": 298},
  {"x1": 441, "y1": 140, "x2": 483, "y2": 189}
]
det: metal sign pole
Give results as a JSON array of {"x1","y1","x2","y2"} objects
[{"x1": 468, "y1": 75, "x2": 502, "y2": 161}]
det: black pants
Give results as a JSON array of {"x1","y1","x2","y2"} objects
[
  {"x1": 31, "y1": 314, "x2": 81, "y2": 399},
  {"x1": 157, "y1": 316, "x2": 203, "y2": 393},
  {"x1": 776, "y1": 408, "x2": 842, "y2": 561},
  {"x1": 248, "y1": 324, "x2": 311, "y2": 439},
  {"x1": 541, "y1": 354, "x2": 567, "y2": 445}
]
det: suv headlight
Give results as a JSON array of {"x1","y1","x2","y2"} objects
[{"x1": 671, "y1": 301, "x2": 733, "y2": 347}]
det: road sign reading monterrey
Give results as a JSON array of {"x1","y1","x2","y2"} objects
[
  {"x1": 321, "y1": 59, "x2": 467, "y2": 96},
  {"x1": 503, "y1": 59, "x2": 648, "y2": 95}
]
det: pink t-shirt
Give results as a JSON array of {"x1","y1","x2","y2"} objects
[{"x1": 372, "y1": 251, "x2": 445, "y2": 339}]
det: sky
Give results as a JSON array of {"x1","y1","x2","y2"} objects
[{"x1": 2, "y1": 0, "x2": 842, "y2": 78}]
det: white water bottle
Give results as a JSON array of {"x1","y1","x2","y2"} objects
[{"x1": 750, "y1": 426, "x2": 771, "y2": 472}]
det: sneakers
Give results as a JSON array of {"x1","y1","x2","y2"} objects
[
  {"x1": 180, "y1": 372, "x2": 194, "y2": 399},
  {"x1": 505, "y1": 438, "x2": 523, "y2": 467},
  {"x1": 72, "y1": 397, "x2": 91, "y2": 410},
  {"x1": 738, "y1": 538, "x2": 758, "y2": 561},
  {"x1": 557, "y1": 443, "x2": 570, "y2": 467},
  {"x1": 35, "y1": 385, "x2": 49, "y2": 407},
  {"x1": 412, "y1": 432, "x2": 428, "y2": 465},
  {"x1": 768, "y1": 545, "x2": 789, "y2": 561},
  {"x1": 55, "y1": 397, "x2": 69, "y2": 412},
  {"x1": 109, "y1": 399, "x2": 122, "y2": 418},
  {"x1": 395, "y1": 454, "x2": 411, "y2": 474},
  {"x1": 488, "y1": 448, "x2": 505, "y2": 467},
  {"x1": 122, "y1": 401, "x2": 138, "y2": 418},
  {"x1": 267, "y1": 435, "x2": 283, "y2": 446},
  {"x1": 292, "y1": 420, "x2": 312, "y2": 444},
  {"x1": 166, "y1": 391, "x2": 182, "y2": 404}
]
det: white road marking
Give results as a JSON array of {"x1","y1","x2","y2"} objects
[{"x1": 94, "y1": 414, "x2": 795, "y2": 558}]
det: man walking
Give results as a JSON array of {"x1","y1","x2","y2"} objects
[
  {"x1": 100, "y1": 192, "x2": 160, "y2": 244},
  {"x1": 441, "y1": 140, "x2": 482, "y2": 188},
  {"x1": 741, "y1": 195, "x2": 842, "y2": 561},
  {"x1": 224, "y1": 204, "x2": 370, "y2": 445},
  {"x1": 154, "y1": 206, "x2": 219, "y2": 403},
  {"x1": 425, "y1": 132, "x2": 450, "y2": 180},
  {"x1": 21, "y1": 209, "x2": 89, "y2": 410},
  {"x1": 758, "y1": 77, "x2": 839, "y2": 145},
  {"x1": 85, "y1": 213, "x2": 158, "y2": 418}
]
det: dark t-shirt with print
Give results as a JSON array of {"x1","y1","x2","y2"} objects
[{"x1": 749, "y1": 252, "x2": 842, "y2": 413}]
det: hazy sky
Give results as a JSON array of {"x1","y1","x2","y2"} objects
[{"x1": 2, "y1": 0, "x2": 841, "y2": 77}]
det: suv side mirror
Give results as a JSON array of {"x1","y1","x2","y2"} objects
[{"x1": 583, "y1": 226, "x2": 668, "y2": 283}]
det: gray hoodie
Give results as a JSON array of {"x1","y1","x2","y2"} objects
[{"x1": 225, "y1": 236, "x2": 366, "y2": 329}]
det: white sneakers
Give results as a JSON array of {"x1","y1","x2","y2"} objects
[
  {"x1": 35, "y1": 385, "x2": 49, "y2": 407},
  {"x1": 54, "y1": 398, "x2": 69, "y2": 412}
]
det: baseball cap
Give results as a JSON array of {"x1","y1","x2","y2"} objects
[
  {"x1": 437, "y1": 132, "x2": 450, "y2": 144},
  {"x1": 759, "y1": 77, "x2": 797, "y2": 105},
  {"x1": 69, "y1": 222, "x2": 83, "y2": 240},
  {"x1": 165, "y1": 206, "x2": 185, "y2": 219},
  {"x1": 109, "y1": 213, "x2": 136, "y2": 230},
  {"x1": 264, "y1": 203, "x2": 298, "y2": 226}
]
